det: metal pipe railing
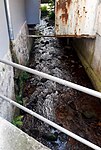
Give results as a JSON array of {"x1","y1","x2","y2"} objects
[
  {"x1": 0, "y1": 59, "x2": 101, "y2": 99},
  {"x1": 22, "y1": 34, "x2": 96, "y2": 39},
  {"x1": 0, "y1": 94, "x2": 101, "y2": 150},
  {"x1": 4, "y1": 0, "x2": 14, "y2": 40}
]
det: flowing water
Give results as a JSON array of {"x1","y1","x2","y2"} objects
[{"x1": 21, "y1": 18, "x2": 101, "y2": 150}]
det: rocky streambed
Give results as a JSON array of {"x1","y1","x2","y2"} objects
[{"x1": 21, "y1": 18, "x2": 101, "y2": 150}]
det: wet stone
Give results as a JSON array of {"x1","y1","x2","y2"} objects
[
  {"x1": 40, "y1": 52, "x2": 52, "y2": 61},
  {"x1": 42, "y1": 133, "x2": 58, "y2": 142},
  {"x1": 45, "y1": 41, "x2": 49, "y2": 45},
  {"x1": 52, "y1": 68, "x2": 63, "y2": 78},
  {"x1": 41, "y1": 40, "x2": 45, "y2": 44},
  {"x1": 41, "y1": 78, "x2": 48, "y2": 83}
]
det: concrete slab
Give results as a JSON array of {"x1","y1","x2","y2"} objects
[{"x1": 0, "y1": 117, "x2": 51, "y2": 150}]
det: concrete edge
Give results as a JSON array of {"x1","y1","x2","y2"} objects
[{"x1": 0, "y1": 117, "x2": 51, "y2": 150}]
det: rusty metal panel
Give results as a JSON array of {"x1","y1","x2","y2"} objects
[{"x1": 55, "y1": 0, "x2": 99, "y2": 37}]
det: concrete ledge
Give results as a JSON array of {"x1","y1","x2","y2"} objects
[
  {"x1": 75, "y1": 46, "x2": 101, "y2": 92},
  {"x1": 0, "y1": 117, "x2": 51, "y2": 150},
  {"x1": 72, "y1": 34, "x2": 101, "y2": 92}
]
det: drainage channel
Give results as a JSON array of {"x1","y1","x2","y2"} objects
[{"x1": 19, "y1": 18, "x2": 101, "y2": 150}]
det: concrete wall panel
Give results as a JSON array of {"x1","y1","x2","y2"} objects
[
  {"x1": 97, "y1": 3, "x2": 101, "y2": 36},
  {"x1": 91, "y1": 34, "x2": 101, "y2": 77},
  {"x1": 73, "y1": 38, "x2": 95, "y2": 65},
  {"x1": 25, "y1": 0, "x2": 40, "y2": 24},
  {"x1": 12, "y1": 22, "x2": 30, "y2": 65},
  {"x1": 72, "y1": 2, "x2": 101, "y2": 91},
  {"x1": 8, "y1": 0, "x2": 26, "y2": 39},
  {"x1": 0, "y1": 0, "x2": 9, "y2": 58}
]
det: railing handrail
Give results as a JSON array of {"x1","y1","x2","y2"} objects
[
  {"x1": 0, "y1": 59, "x2": 101, "y2": 150},
  {"x1": 0, "y1": 94, "x2": 101, "y2": 150},
  {"x1": 0, "y1": 59, "x2": 101, "y2": 99}
]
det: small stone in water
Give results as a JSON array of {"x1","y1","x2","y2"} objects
[
  {"x1": 41, "y1": 40, "x2": 44, "y2": 44},
  {"x1": 41, "y1": 78, "x2": 48, "y2": 83},
  {"x1": 42, "y1": 133, "x2": 58, "y2": 141},
  {"x1": 45, "y1": 41, "x2": 49, "y2": 45}
]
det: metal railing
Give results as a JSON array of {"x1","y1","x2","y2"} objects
[
  {"x1": 23, "y1": 34, "x2": 96, "y2": 39},
  {"x1": 0, "y1": 59, "x2": 101, "y2": 150}
]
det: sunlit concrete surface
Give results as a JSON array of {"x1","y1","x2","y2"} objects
[{"x1": 0, "y1": 117, "x2": 51, "y2": 150}]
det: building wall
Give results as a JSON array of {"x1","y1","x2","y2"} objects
[
  {"x1": 8, "y1": 0, "x2": 26, "y2": 39},
  {"x1": 0, "y1": 0, "x2": 9, "y2": 58},
  {"x1": 0, "y1": 0, "x2": 15, "y2": 121},
  {"x1": 8, "y1": 0, "x2": 32, "y2": 65},
  {"x1": 0, "y1": 50, "x2": 15, "y2": 121},
  {"x1": 25, "y1": 0, "x2": 40, "y2": 24},
  {"x1": 0, "y1": 0, "x2": 32, "y2": 121},
  {"x1": 72, "y1": 1, "x2": 101, "y2": 92},
  {"x1": 0, "y1": 0, "x2": 40, "y2": 121}
]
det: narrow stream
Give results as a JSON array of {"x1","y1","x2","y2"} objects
[{"x1": 21, "y1": 18, "x2": 101, "y2": 150}]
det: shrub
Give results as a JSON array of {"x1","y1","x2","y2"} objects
[
  {"x1": 12, "y1": 116, "x2": 23, "y2": 128},
  {"x1": 41, "y1": 5, "x2": 48, "y2": 16},
  {"x1": 48, "y1": 11, "x2": 55, "y2": 20}
]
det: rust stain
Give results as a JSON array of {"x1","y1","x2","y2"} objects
[
  {"x1": 56, "y1": 0, "x2": 72, "y2": 24},
  {"x1": 55, "y1": 34, "x2": 96, "y2": 39},
  {"x1": 55, "y1": 0, "x2": 97, "y2": 37}
]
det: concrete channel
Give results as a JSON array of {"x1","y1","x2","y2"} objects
[{"x1": 20, "y1": 19, "x2": 101, "y2": 150}]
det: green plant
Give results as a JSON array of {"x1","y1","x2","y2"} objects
[
  {"x1": 41, "y1": 5, "x2": 48, "y2": 16},
  {"x1": 16, "y1": 95, "x2": 22, "y2": 105},
  {"x1": 48, "y1": 11, "x2": 55, "y2": 20},
  {"x1": 48, "y1": 0, "x2": 55, "y2": 20},
  {"x1": 12, "y1": 115, "x2": 23, "y2": 128},
  {"x1": 21, "y1": 71, "x2": 29, "y2": 81},
  {"x1": 19, "y1": 71, "x2": 29, "y2": 96},
  {"x1": 41, "y1": 5, "x2": 47, "y2": 12},
  {"x1": 49, "y1": 0, "x2": 55, "y2": 10},
  {"x1": 15, "y1": 71, "x2": 29, "y2": 104}
]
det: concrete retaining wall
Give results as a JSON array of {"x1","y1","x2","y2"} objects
[
  {"x1": 0, "y1": 117, "x2": 51, "y2": 150},
  {"x1": 0, "y1": 0, "x2": 34, "y2": 122},
  {"x1": 0, "y1": 21, "x2": 31, "y2": 122},
  {"x1": 0, "y1": 50, "x2": 15, "y2": 121},
  {"x1": 0, "y1": 0, "x2": 15, "y2": 121},
  {"x1": 12, "y1": 22, "x2": 30, "y2": 65},
  {"x1": 72, "y1": 1, "x2": 101, "y2": 92}
]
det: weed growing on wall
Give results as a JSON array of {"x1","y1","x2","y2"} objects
[
  {"x1": 41, "y1": 5, "x2": 48, "y2": 16},
  {"x1": 15, "y1": 71, "x2": 29, "y2": 105},
  {"x1": 12, "y1": 115, "x2": 23, "y2": 128}
]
